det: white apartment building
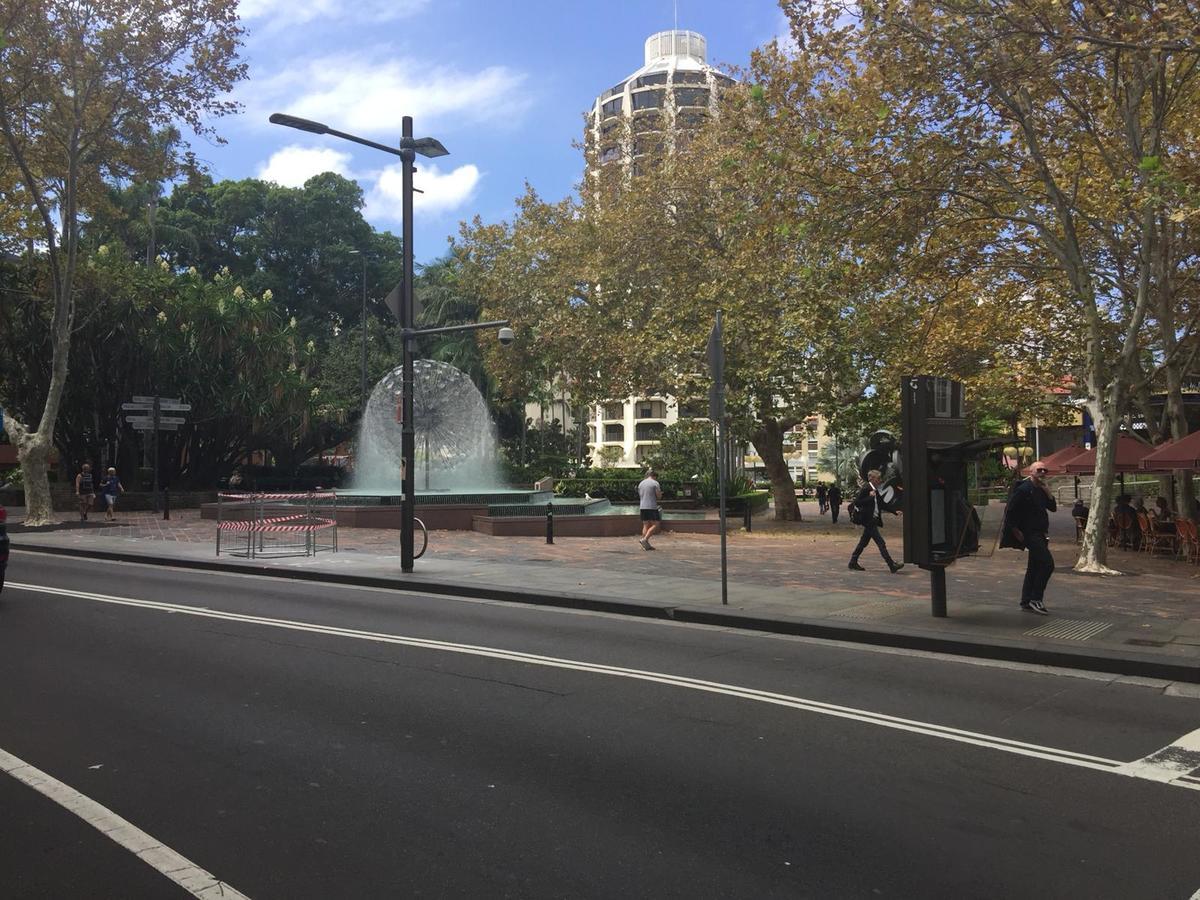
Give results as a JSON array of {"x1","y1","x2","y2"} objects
[{"x1": 586, "y1": 30, "x2": 736, "y2": 174}]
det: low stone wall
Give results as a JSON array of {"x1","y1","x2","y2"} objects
[{"x1": 6, "y1": 488, "x2": 217, "y2": 512}]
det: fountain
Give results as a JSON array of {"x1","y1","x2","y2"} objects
[
  {"x1": 337, "y1": 360, "x2": 585, "y2": 527},
  {"x1": 353, "y1": 359, "x2": 502, "y2": 492},
  {"x1": 324, "y1": 360, "x2": 714, "y2": 535}
]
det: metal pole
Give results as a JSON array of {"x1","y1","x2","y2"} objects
[
  {"x1": 715, "y1": 310, "x2": 728, "y2": 606},
  {"x1": 360, "y1": 253, "x2": 368, "y2": 415},
  {"x1": 930, "y1": 566, "x2": 947, "y2": 617},
  {"x1": 152, "y1": 397, "x2": 161, "y2": 513},
  {"x1": 400, "y1": 116, "x2": 416, "y2": 573},
  {"x1": 546, "y1": 502, "x2": 554, "y2": 544}
]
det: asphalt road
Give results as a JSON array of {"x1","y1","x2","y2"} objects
[{"x1": 2, "y1": 551, "x2": 1200, "y2": 899}]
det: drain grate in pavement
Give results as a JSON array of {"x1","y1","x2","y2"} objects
[
  {"x1": 1125, "y1": 638, "x2": 1168, "y2": 647},
  {"x1": 828, "y1": 602, "x2": 906, "y2": 621},
  {"x1": 1024, "y1": 619, "x2": 1112, "y2": 641}
]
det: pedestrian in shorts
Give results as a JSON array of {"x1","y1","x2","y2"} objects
[
  {"x1": 637, "y1": 468, "x2": 663, "y2": 550},
  {"x1": 75, "y1": 463, "x2": 95, "y2": 521},
  {"x1": 100, "y1": 467, "x2": 124, "y2": 521}
]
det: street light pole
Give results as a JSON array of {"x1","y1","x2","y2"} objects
[
  {"x1": 270, "y1": 110, "x2": 508, "y2": 574},
  {"x1": 361, "y1": 253, "x2": 368, "y2": 415},
  {"x1": 400, "y1": 116, "x2": 417, "y2": 573},
  {"x1": 351, "y1": 249, "x2": 369, "y2": 415}
]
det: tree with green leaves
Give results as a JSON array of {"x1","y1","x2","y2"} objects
[
  {"x1": 779, "y1": 0, "x2": 1200, "y2": 571},
  {"x1": 0, "y1": 0, "x2": 245, "y2": 523}
]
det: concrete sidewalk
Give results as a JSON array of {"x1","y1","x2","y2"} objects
[{"x1": 8, "y1": 503, "x2": 1200, "y2": 681}]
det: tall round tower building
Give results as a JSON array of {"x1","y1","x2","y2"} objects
[{"x1": 586, "y1": 30, "x2": 735, "y2": 174}]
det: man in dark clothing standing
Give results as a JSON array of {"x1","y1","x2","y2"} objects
[
  {"x1": 816, "y1": 483, "x2": 828, "y2": 514},
  {"x1": 828, "y1": 483, "x2": 842, "y2": 524},
  {"x1": 1000, "y1": 461, "x2": 1057, "y2": 615},
  {"x1": 848, "y1": 469, "x2": 903, "y2": 573}
]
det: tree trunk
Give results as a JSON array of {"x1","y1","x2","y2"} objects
[
  {"x1": 1074, "y1": 399, "x2": 1123, "y2": 575},
  {"x1": 3, "y1": 415, "x2": 55, "y2": 525},
  {"x1": 753, "y1": 419, "x2": 800, "y2": 521}
]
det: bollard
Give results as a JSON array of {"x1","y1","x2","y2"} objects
[
  {"x1": 743, "y1": 503, "x2": 752, "y2": 532},
  {"x1": 163, "y1": 487, "x2": 170, "y2": 521},
  {"x1": 545, "y1": 502, "x2": 554, "y2": 544}
]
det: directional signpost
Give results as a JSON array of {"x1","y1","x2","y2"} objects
[{"x1": 121, "y1": 396, "x2": 191, "y2": 514}]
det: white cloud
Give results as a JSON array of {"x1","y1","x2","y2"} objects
[
  {"x1": 239, "y1": 0, "x2": 430, "y2": 26},
  {"x1": 248, "y1": 53, "x2": 530, "y2": 136},
  {"x1": 257, "y1": 145, "x2": 354, "y2": 187},
  {"x1": 367, "y1": 162, "x2": 482, "y2": 220}
]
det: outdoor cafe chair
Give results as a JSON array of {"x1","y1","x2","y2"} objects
[{"x1": 1137, "y1": 511, "x2": 1177, "y2": 558}]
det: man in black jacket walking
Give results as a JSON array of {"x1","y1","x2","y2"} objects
[
  {"x1": 1000, "y1": 462, "x2": 1057, "y2": 615},
  {"x1": 848, "y1": 469, "x2": 903, "y2": 573}
]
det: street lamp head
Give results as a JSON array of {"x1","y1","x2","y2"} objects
[
  {"x1": 269, "y1": 113, "x2": 329, "y2": 135},
  {"x1": 409, "y1": 136, "x2": 449, "y2": 158},
  {"x1": 497, "y1": 326, "x2": 515, "y2": 346}
]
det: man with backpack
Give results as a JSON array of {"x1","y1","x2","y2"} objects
[{"x1": 848, "y1": 469, "x2": 904, "y2": 573}]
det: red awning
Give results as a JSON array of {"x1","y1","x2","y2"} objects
[
  {"x1": 1064, "y1": 435, "x2": 1156, "y2": 474},
  {"x1": 1023, "y1": 443, "x2": 1086, "y2": 476},
  {"x1": 1139, "y1": 430, "x2": 1200, "y2": 471}
]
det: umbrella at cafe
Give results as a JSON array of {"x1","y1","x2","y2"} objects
[
  {"x1": 1064, "y1": 435, "x2": 1156, "y2": 474},
  {"x1": 1139, "y1": 430, "x2": 1200, "y2": 471},
  {"x1": 1064, "y1": 434, "x2": 1160, "y2": 491},
  {"x1": 1022, "y1": 443, "x2": 1086, "y2": 476}
]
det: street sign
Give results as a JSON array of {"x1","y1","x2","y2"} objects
[
  {"x1": 131, "y1": 422, "x2": 178, "y2": 431},
  {"x1": 126, "y1": 415, "x2": 187, "y2": 426},
  {"x1": 159, "y1": 403, "x2": 191, "y2": 412},
  {"x1": 132, "y1": 395, "x2": 156, "y2": 403},
  {"x1": 122, "y1": 402, "x2": 153, "y2": 411}
]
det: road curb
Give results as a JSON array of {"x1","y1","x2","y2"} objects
[{"x1": 13, "y1": 541, "x2": 1200, "y2": 684}]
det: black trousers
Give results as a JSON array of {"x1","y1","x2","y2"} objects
[
  {"x1": 851, "y1": 521, "x2": 894, "y2": 565},
  {"x1": 830, "y1": 504, "x2": 841, "y2": 523},
  {"x1": 1021, "y1": 530, "x2": 1055, "y2": 605}
]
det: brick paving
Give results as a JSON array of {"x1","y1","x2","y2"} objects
[{"x1": 9, "y1": 501, "x2": 1200, "y2": 664}]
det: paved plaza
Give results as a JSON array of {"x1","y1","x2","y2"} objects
[{"x1": 8, "y1": 500, "x2": 1200, "y2": 672}]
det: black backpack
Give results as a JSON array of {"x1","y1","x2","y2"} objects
[{"x1": 848, "y1": 498, "x2": 864, "y2": 526}]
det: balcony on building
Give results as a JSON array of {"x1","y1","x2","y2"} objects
[
  {"x1": 604, "y1": 424, "x2": 625, "y2": 442},
  {"x1": 602, "y1": 402, "x2": 624, "y2": 421},
  {"x1": 635, "y1": 422, "x2": 666, "y2": 442},
  {"x1": 635, "y1": 399, "x2": 668, "y2": 420},
  {"x1": 631, "y1": 89, "x2": 665, "y2": 111}
]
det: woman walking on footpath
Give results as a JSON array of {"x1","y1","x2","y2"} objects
[
  {"x1": 75, "y1": 463, "x2": 96, "y2": 521},
  {"x1": 100, "y1": 467, "x2": 124, "y2": 521}
]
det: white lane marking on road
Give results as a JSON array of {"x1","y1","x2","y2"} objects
[
  {"x1": 15, "y1": 551, "x2": 1181, "y2": 688},
  {"x1": 0, "y1": 746, "x2": 250, "y2": 899},
  {"x1": 1114, "y1": 727, "x2": 1200, "y2": 783},
  {"x1": 10, "y1": 581, "x2": 1200, "y2": 793}
]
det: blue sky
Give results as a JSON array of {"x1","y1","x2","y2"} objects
[{"x1": 197, "y1": 0, "x2": 789, "y2": 264}]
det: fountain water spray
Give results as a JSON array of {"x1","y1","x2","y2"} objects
[{"x1": 354, "y1": 360, "x2": 502, "y2": 492}]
